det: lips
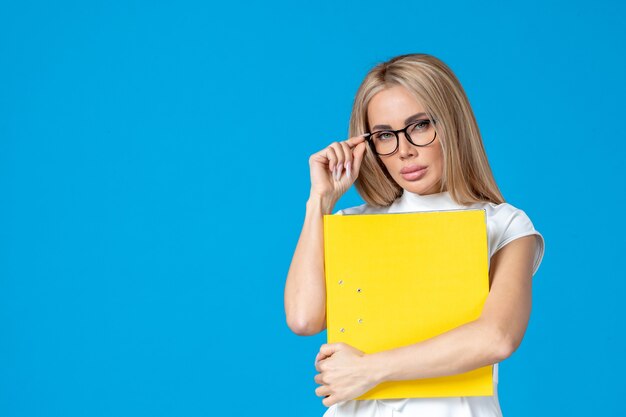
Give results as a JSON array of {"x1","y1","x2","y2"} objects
[{"x1": 400, "y1": 165, "x2": 427, "y2": 174}]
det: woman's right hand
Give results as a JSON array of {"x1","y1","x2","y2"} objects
[{"x1": 308, "y1": 134, "x2": 368, "y2": 204}]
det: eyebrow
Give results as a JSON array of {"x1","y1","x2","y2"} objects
[{"x1": 371, "y1": 112, "x2": 428, "y2": 131}]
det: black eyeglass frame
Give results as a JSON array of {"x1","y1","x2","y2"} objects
[{"x1": 363, "y1": 118, "x2": 438, "y2": 156}]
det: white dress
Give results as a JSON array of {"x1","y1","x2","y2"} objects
[{"x1": 322, "y1": 190, "x2": 545, "y2": 417}]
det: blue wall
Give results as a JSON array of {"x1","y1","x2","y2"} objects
[{"x1": 1, "y1": 1, "x2": 624, "y2": 416}]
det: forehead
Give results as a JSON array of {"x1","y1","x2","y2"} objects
[{"x1": 367, "y1": 85, "x2": 426, "y2": 124}]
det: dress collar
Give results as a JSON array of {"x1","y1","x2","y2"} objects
[{"x1": 392, "y1": 189, "x2": 466, "y2": 213}]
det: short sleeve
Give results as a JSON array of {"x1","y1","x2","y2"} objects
[{"x1": 491, "y1": 205, "x2": 545, "y2": 277}]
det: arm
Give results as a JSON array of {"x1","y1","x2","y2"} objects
[
  {"x1": 285, "y1": 135, "x2": 368, "y2": 337},
  {"x1": 364, "y1": 234, "x2": 538, "y2": 384},
  {"x1": 284, "y1": 194, "x2": 335, "y2": 336}
]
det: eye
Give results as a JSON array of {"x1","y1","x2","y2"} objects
[
  {"x1": 407, "y1": 120, "x2": 429, "y2": 132},
  {"x1": 374, "y1": 132, "x2": 394, "y2": 141}
]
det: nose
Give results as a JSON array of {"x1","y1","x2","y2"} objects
[{"x1": 397, "y1": 131, "x2": 417, "y2": 158}]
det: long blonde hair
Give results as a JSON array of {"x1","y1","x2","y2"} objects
[{"x1": 349, "y1": 53, "x2": 505, "y2": 207}]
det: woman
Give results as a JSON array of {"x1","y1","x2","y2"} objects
[{"x1": 284, "y1": 53, "x2": 545, "y2": 417}]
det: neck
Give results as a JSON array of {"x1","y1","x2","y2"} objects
[{"x1": 395, "y1": 188, "x2": 462, "y2": 212}]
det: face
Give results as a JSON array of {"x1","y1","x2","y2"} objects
[{"x1": 367, "y1": 85, "x2": 445, "y2": 195}]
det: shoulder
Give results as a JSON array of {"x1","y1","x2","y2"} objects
[
  {"x1": 483, "y1": 201, "x2": 539, "y2": 242},
  {"x1": 334, "y1": 203, "x2": 388, "y2": 215},
  {"x1": 474, "y1": 201, "x2": 545, "y2": 276}
]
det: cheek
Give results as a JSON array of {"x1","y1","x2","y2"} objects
[
  {"x1": 378, "y1": 158, "x2": 395, "y2": 174},
  {"x1": 432, "y1": 145, "x2": 444, "y2": 166},
  {"x1": 427, "y1": 147, "x2": 444, "y2": 176}
]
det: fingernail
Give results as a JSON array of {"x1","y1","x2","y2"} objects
[
  {"x1": 336, "y1": 165, "x2": 342, "y2": 180},
  {"x1": 346, "y1": 161, "x2": 351, "y2": 178}
]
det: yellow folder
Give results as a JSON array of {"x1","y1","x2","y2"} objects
[{"x1": 323, "y1": 209, "x2": 492, "y2": 400}]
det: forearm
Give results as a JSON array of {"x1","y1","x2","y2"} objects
[
  {"x1": 365, "y1": 319, "x2": 510, "y2": 384},
  {"x1": 284, "y1": 195, "x2": 336, "y2": 335}
]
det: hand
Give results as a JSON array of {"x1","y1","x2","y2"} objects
[
  {"x1": 313, "y1": 342, "x2": 379, "y2": 407},
  {"x1": 308, "y1": 134, "x2": 368, "y2": 204}
]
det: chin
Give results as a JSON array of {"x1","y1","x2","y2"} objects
[{"x1": 404, "y1": 181, "x2": 438, "y2": 195}]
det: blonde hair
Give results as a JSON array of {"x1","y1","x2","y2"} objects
[{"x1": 349, "y1": 53, "x2": 505, "y2": 207}]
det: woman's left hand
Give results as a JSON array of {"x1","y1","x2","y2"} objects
[{"x1": 313, "y1": 342, "x2": 380, "y2": 407}]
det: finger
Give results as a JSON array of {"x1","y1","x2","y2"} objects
[
  {"x1": 317, "y1": 344, "x2": 334, "y2": 361},
  {"x1": 314, "y1": 372, "x2": 324, "y2": 385},
  {"x1": 314, "y1": 352, "x2": 327, "y2": 368},
  {"x1": 323, "y1": 395, "x2": 337, "y2": 407},
  {"x1": 319, "y1": 343, "x2": 341, "y2": 356},
  {"x1": 338, "y1": 141, "x2": 353, "y2": 179},
  {"x1": 328, "y1": 142, "x2": 346, "y2": 179},
  {"x1": 325, "y1": 146, "x2": 338, "y2": 173},
  {"x1": 345, "y1": 133, "x2": 369, "y2": 149},
  {"x1": 312, "y1": 134, "x2": 366, "y2": 163},
  {"x1": 315, "y1": 385, "x2": 331, "y2": 398},
  {"x1": 315, "y1": 357, "x2": 328, "y2": 372},
  {"x1": 351, "y1": 142, "x2": 367, "y2": 178}
]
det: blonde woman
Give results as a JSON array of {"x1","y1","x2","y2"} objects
[{"x1": 284, "y1": 53, "x2": 545, "y2": 417}]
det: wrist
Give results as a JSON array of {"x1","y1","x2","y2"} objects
[
  {"x1": 363, "y1": 351, "x2": 391, "y2": 385},
  {"x1": 306, "y1": 193, "x2": 336, "y2": 215}
]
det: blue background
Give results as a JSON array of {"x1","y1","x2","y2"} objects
[{"x1": 1, "y1": 1, "x2": 624, "y2": 416}]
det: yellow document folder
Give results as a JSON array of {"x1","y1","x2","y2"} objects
[{"x1": 323, "y1": 209, "x2": 492, "y2": 400}]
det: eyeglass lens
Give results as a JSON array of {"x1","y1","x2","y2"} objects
[{"x1": 370, "y1": 119, "x2": 435, "y2": 155}]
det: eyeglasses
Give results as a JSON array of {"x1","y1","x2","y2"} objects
[{"x1": 364, "y1": 118, "x2": 437, "y2": 156}]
